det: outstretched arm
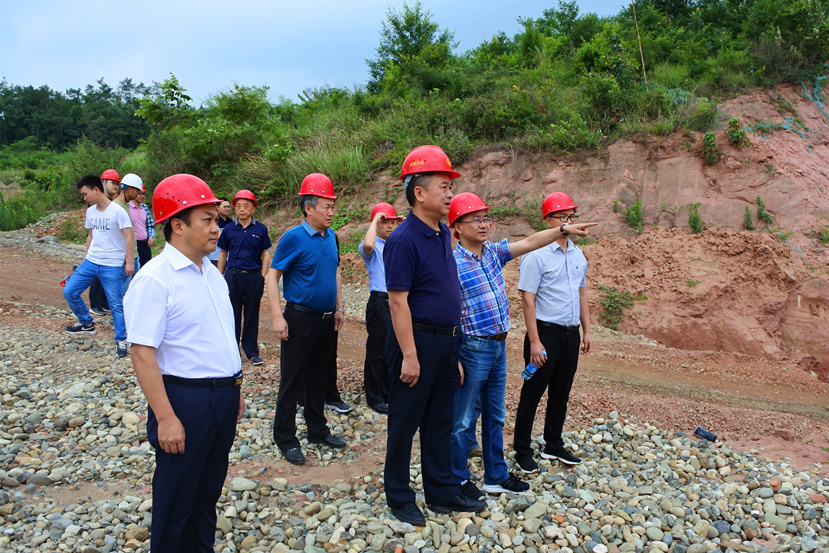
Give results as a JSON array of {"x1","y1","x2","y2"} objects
[{"x1": 509, "y1": 222, "x2": 597, "y2": 257}]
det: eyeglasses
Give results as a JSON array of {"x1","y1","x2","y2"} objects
[
  {"x1": 548, "y1": 214, "x2": 579, "y2": 222},
  {"x1": 459, "y1": 217, "x2": 493, "y2": 225}
]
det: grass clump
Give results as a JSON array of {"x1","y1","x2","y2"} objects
[
  {"x1": 702, "y1": 132, "x2": 720, "y2": 164},
  {"x1": 756, "y1": 196, "x2": 773, "y2": 225},
  {"x1": 622, "y1": 200, "x2": 643, "y2": 233},
  {"x1": 688, "y1": 203, "x2": 704, "y2": 234},
  {"x1": 743, "y1": 206, "x2": 755, "y2": 230},
  {"x1": 598, "y1": 285, "x2": 634, "y2": 331}
]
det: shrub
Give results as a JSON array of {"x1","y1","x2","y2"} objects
[
  {"x1": 756, "y1": 196, "x2": 773, "y2": 224},
  {"x1": 598, "y1": 285, "x2": 633, "y2": 331},
  {"x1": 622, "y1": 200, "x2": 643, "y2": 233},
  {"x1": 702, "y1": 132, "x2": 720, "y2": 164},
  {"x1": 817, "y1": 226, "x2": 829, "y2": 244},
  {"x1": 687, "y1": 98, "x2": 719, "y2": 131},
  {"x1": 727, "y1": 117, "x2": 749, "y2": 146},
  {"x1": 688, "y1": 202, "x2": 704, "y2": 233},
  {"x1": 743, "y1": 206, "x2": 755, "y2": 230}
]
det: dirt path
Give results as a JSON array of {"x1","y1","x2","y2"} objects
[{"x1": 3, "y1": 243, "x2": 828, "y2": 480}]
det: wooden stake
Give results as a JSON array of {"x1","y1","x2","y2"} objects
[{"x1": 632, "y1": 0, "x2": 648, "y2": 88}]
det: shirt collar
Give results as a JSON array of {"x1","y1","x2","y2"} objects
[
  {"x1": 455, "y1": 240, "x2": 491, "y2": 261},
  {"x1": 234, "y1": 217, "x2": 257, "y2": 226},
  {"x1": 301, "y1": 220, "x2": 329, "y2": 237},
  {"x1": 406, "y1": 210, "x2": 447, "y2": 237},
  {"x1": 163, "y1": 242, "x2": 210, "y2": 272},
  {"x1": 550, "y1": 239, "x2": 574, "y2": 252}
]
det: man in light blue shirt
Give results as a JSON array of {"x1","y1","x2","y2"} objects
[{"x1": 358, "y1": 202, "x2": 401, "y2": 413}]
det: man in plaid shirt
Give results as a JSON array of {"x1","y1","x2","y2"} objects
[
  {"x1": 448, "y1": 192, "x2": 595, "y2": 498},
  {"x1": 130, "y1": 188, "x2": 156, "y2": 268}
]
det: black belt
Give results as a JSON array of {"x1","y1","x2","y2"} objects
[
  {"x1": 466, "y1": 331, "x2": 508, "y2": 342},
  {"x1": 230, "y1": 268, "x2": 259, "y2": 274},
  {"x1": 370, "y1": 291, "x2": 389, "y2": 299},
  {"x1": 286, "y1": 302, "x2": 334, "y2": 319},
  {"x1": 412, "y1": 322, "x2": 460, "y2": 336},
  {"x1": 537, "y1": 320, "x2": 580, "y2": 334},
  {"x1": 163, "y1": 372, "x2": 243, "y2": 388}
]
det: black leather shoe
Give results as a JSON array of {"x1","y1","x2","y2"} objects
[
  {"x1": 371, "y1": 402, "x2": 389, "y2": 414},
  {"x1": 309, "y1": 435, "x2": 346, "y2": 448},
  {"x1": 429, "y1": 493, "x2": 486, "y2": 513},
  {"x1": 282, "y1": 447, "x2": 305, "y2": 465},
  {"x1": 390, "y1": 502, "x2": 425, "y2": 525}
]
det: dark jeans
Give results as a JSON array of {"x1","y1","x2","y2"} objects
[
  {"x1": 363, "y1": 293, "x2": 391, "y2": 406},
  {"x1": 513, "y1": 322, "x2": 580, "y2": 458},
  {"x1": 147, "y1": 379, "x2": 240, "y2": 553},
  {"x1": 384, "y1": 327, "x2": 460, "y2": 507},
  {"x1": 89, "y1": 278, "x2": 109, "y2": 311},
  {"x1": 273, "y1": 305, "x2": 336, "y2": 451},
  {"x1": 224, "y1": 269, "x2": 264, "y2": 359},
  {"x1": 137, "y1": 239, "x2": 153, "y2": 268}
]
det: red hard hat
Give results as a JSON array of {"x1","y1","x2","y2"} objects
[
  {"x1": 298, "y1": 173, "x2": 337, "y2": 199},
  {"x1": 542, "y1": 192, "x2": 577, "y2": 218},
  {"x1": 100, "y1": 169, "x2": 120, "y2": 182},
  {"x1": 233, "y1": 189, "x2": 257, "y2": 208},
  {"x1": 399, "y1": 145, "x2": 461, "y2": 180},
  {"x1": 369, "y1": 202, "x2": 401, "y2": 221},
  {"x1": 448, "y1": 193, "x2": 488, "y2": 227},
  {"x1": 153, "y1": 174, "x2": 220, "y2": 224}
]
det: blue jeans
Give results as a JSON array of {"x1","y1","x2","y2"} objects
[
  {"x1": 122, "y1": 258, "x2": 140, "y2": 295},
  {"x1": 463, "y1": 399, "x2": 482, "y2": 451},
  {"x1": 451, "y1": 334, "x2": 508, "y2": 486},
  {"x1": 63, "y1": 259, "x2": 127, "y2": 341}
]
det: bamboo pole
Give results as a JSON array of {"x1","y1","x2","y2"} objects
[{"x1": 632, "y1": 0, "x2": 648, "y2": 88}]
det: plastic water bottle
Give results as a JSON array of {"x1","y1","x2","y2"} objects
[{"x1": 522, "y1": 350, "x2": 546, "y2": 380}]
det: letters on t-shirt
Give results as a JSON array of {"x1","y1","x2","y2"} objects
[{"x1": 87, "y1": 217, "x2": 112, "y2": 231}]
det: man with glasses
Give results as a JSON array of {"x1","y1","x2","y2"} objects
[
  {"x1": 448, "y1": 192, "x2": 595, "y2": 496},
  {"x1": 512, "y1": 192, "x2": 594, "y2": 474}
]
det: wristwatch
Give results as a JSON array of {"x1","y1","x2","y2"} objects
[
  {"x1": 336, "y1": 308, "x2": 345, "y2": 313},
  {"x1": 560, "y1": 223, "x2": 569, "y2": 236}
]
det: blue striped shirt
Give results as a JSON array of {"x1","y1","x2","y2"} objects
[
  {"x1": 518, "y1": 240, "x2": 587, "y2": 326},
  {"x1": 454, "y1": 239, "x2": 513, "y2": 336}
]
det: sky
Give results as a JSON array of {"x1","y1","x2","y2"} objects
[{"x1": 0, "y1": 0, "x2": 630, "y2": 105}]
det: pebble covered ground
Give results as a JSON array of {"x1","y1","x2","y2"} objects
[{"x1": 0, "y1": 229, "x2": 828, "y2": 553}]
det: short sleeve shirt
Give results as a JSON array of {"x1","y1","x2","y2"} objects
[
  {"x1": 384, "y1": 210, "x2": 461, "y2": 327},
  {"x1": 454, "y1": 239, "x2": 513, "y2": 336},
  {"x1": 123, "y1": 242, "x2": 241, "y2": 378},
  {"x1": 271, "y1": 221, "x2": 339, "y2": 312},
  {"x1": 217, "y1": 218, "x2": 272, "y2": 270},
  {"x1": 359, "y1": 237, "x2": 387, "y2": 293},
  {"x1": 85, "y1": 202, "x2": 133, "y2": 267},
  {"x1": 518, "y1": 240, "x2": 587, "y2": 326}
]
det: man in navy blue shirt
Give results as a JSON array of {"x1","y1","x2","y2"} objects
[
  {"x1": 217, "y1": 190, "x2": 272, "y2": 365},
  {"x1": 383, "y1": 145, "x2": 486, "y2": 525},
  {"x1": 266, "y1": 173, "x2": 346, "y2": 466}
]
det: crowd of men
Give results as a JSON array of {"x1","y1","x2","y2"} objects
[{"x1": 62, "y1": 144, "x2": 596, "y2": 550}]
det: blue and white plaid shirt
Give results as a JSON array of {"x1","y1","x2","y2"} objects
[{"x1": 454, "y1": 239, "x2": 513, "y2": 337}]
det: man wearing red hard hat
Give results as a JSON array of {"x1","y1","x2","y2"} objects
[
  {"x1": 358, "y1": 202, "x2": 402, "y2": 413},
  {"x1": 512, "y1": 192, "x2": 594, "y2": 474},
  {"x1": 266, "y1": 173, "x2": 347, "y2": 465},
  {"x1": 217, "y1": 190, "x2": 272, "y2": 365},
  {"x1": 124, "y1": 174, "x2": 244, "y2": 553}
]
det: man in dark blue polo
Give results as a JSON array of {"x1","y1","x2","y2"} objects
[
  {"x1": 217, "y1": 190, "x2": 272, "y2": 365},
  {"x1": 383, "y1": 145, "x2": 486, "y2": 525},
  {"x1": 266, "y1": 173, "x2": 346, "y2": 466}
]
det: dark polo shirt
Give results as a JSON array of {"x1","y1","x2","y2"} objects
[
  {"x1": 217, "y1": 218, "x2": 272, "y2": 270},
  {"x1": 384, "y1": 210, "x2": 461, "y2": 328}
]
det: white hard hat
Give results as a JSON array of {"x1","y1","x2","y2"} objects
[{"x1": 121, "y1": 173, "x2": 144, "y2": 191}]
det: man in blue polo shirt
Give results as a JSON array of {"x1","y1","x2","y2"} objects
[
  {"x1": 217, "y1": 190, "x2": 272, "y2": 365},
  {"x1": 383, "y1": 145, "x2": 486, "y2": 526},
  {"x1": 266, "y1": 173, "x2": 346, "y2": 466}
]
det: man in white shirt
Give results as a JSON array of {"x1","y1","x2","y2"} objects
[
  {"x1": 124, "y1": 174, "x2": 244, "y2": 553},
  {"x1": 62, "y1": 175, "x2": 134, "y2": 358}
]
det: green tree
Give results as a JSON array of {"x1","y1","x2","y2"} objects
[{"x1": 136, "y1": 74, "x2": 194, "y2": 130}]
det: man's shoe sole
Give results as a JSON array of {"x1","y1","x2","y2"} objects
[
  {"x1": 515, "y1": 463, "x2": 538, "y2": 474},
  {"x1": 390, "y1": 506, "x2": 425, "y2": 526},
  {"x1": 540, "y1": 451, "x2": 582, "y2": 465},
  {"x1": 325, "y1": 403, "x2": 353, "y2": 414},
  {"x1": 65, "y1": 329, "x2": 96, "y2": 335},
  {"x1": 482, "y1": 484, "x2": 527, "y2": 494}
]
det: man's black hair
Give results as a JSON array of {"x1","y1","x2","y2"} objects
[
  {"x1": 404, "y1": 174, "x2": 431, "y2": 206},
  {"x1": 299, "y1": 194, "x2": 319, "y2": 217},
  {"x1": 76, "y1": 175, "x2": 104, "y2": 192},
  {"x1": 217, "y1": 197, "x2": 229, "y2": 203},
  {"x1": 163, "y1": 206, "x2": 195, "y2": 242}
]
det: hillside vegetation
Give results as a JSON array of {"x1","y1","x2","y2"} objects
[{"x1": 2, "y1": 0, "x2": 829, "y2": 230}]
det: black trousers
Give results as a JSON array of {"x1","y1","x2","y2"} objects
[
  {"x1": 364, "y1": 293, "x2": 391, "y2": 406},
  {"x1": 326, "y1": 331, "x2": 343, "y2": 403},
  {"x1": 147, "y1": 380, "x2": 239, "y2": 553},
  {"x1": 137, "y1": 239, "x2": 153, "y2": 268},
  {"x1": 273, "y1": 305, "x2": 335, "y2": 451},
  {"x1": 224, "y1": 270, "x2": 264, "y2": 359},
  {"x1": 89, "y1": 278, "x2": 109, "y2": 311},
  {"x1": 513, "y1": 322, "x2": 581, "y2": 458},
  {"x1": 384, "y1": 327, "x2": 460, "y2": 507}
]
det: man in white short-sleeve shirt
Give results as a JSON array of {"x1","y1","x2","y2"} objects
[
  {"x1": 62, "y1": 174, "x2": 134, "y2": 358},
  {"x1": 124, "y1": 174, "x2": 244, "y2": 553}
]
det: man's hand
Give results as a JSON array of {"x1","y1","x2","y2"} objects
[
  {"x1": 147, "y1": 237, "x2": 154, "y2": 247},
  {"x1": 334, "y1": 310, "x2": 345, "y2": 332},
  {"x1": 458, "y1": 361, "x2": 465, "y2": 386},
  {"x1": 237, "y1": 389, "x2": 245, "y2": 421},
  {"x1": 563, "y1": 222, "x2": 598, "y2": 237},
  {"x1": 581, "y1": 331, "x2": 593, "y2": 355},
  {"x1": 158, "y1": 415, "x2": 186, "y2": 454},
  {"x1": 273, "y1": 317, "x2": 289, "y2": 341},
  {"x1": 529, "y1": 340, "x2": 547, "y2": 368},
  {"x1": 124, "y1": 261, "x2": 135, "y2": 276},
  {"x1": 400, "y1": 356, "x2": 420, "y2": 387},
  {"x1": 372, "y1": 212, "x2": 387, "y2": 223}
]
